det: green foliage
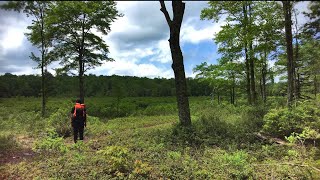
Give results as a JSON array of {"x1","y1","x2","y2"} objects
[
  {"x1": 286, "y1": 127, "x2": 320, "y2": 146},
  {"x1": 33, "y1": 128, "x2": 69, "y2": 154},
  {"x1": 297, "y1": 38, "x2": 320, "y2": 97},
  {"x1": 1, "y1": 97, "x2": 320, "y2": 179},
  {"x1": 84, "y1": 115, "x2": 107, "y2": 136},
  {"x1": 45, "y1": 102, "x2": 72, "y2": 137},
  {"x1": 0, "y1": 74, "x2": 211, "y2": 98},
  {"x1": 131, "y1": 160, "x2": 152, "y2": 178},
  {"x1": 303, "y1": 1, "x2": 320, "y2": 39},
  {"x1": 263, "y1": 99, "x2": 320, "y2": 138},
  {"x1": 0, "y1": 134, "x2": 20, "y2": 152},
  {"x1": 222, "y1": 150, "x2": 253, "y2": 179},
  {"x1": 96, "y1": 146, "x2": 132, "y2": 175},
  {"x1": 45, "y1": 1, "x2": 121, "y2": 74},
  {"x1": 199, "y1": 1, "x2": 284, "y2": 105},
  {"x1": 163, "y1": 103, "x2": 268, "y2": 150},
  {"x1": 160, "y1": 148, "x2": 254, "y2": 179}
]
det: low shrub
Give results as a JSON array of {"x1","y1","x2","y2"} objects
[
  {"x1": 33, "y1": 128, "x2": 69, "y2": 154},
  {"x1": 263, "y1": 100, "x2": 320, "y2": 138},
  {"x1": 96, "y1": 145, "x2": 133, "y2": 176},
  {"x1": 46, "y1": 102, "x2": 73, "y2": 137},
  {"x1": 0, "y1": 133, "x2": 20, "y2": 152}
]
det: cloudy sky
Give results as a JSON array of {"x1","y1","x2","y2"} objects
[{"x1": 0, "y1": 1, "x2": 311, "y2": 78}]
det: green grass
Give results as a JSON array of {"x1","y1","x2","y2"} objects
[{"x1": 1, "y1": 96, "x2": 320, "y2": 179}]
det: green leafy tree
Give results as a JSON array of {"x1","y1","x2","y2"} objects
[
  {"x1": 194, "y1": 61, "x2": 242, "y2": 105},
  {"x1": 303, "y1": 1, "x2": 320, "y2": 39},
  {"x1": 1, "y1": 1, "x2": 53, "y2": 117},
  {"x1": 201, "y1": 1, "x2": 286, "y2": 105},
  {"x1": 46, "y1": 1, "x2": 122, "y2": 103},
  {"x1": 254, "y1": 1, "x2": 283, "y2": 103},
  {"x1": 299, "y1": 1, "x2": 320, "y2": 97},
  {"x1": 298, "y1": 39, "x2": 320, "y2": 97},
  {"x1": 201, "y1": 1, "x2": 258, "y2": 104}
]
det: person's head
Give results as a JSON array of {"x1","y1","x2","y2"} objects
[{"x1": 76, "y1": 99, "x2": 82, "y2": 104}]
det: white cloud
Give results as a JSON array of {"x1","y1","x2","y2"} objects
[
  {"x1": 0, "y1": 16, "x2": 29, "y2": 54},
  {"x1": 149, "y1": 40, "x2": 171, "y2": 63},
  {"x1": 1, "y1": 27, "x2": 25, "y2": 50},
  {"x1": 87, "y1": 59, "x2": 173, "y2": 78},
  {"x1": 294, "y1": 1, "x2": 311, "y2": 28},
  {"x1": 181, "y1": 20, "x2": 225, "y2": 44}
]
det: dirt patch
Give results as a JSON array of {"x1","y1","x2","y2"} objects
[
  {"x1": 0, "y1": 148, "x2": 36, "y2": 165},
  {"x1": 0, "y1": 135, "x2": 37, "y2": 166}
]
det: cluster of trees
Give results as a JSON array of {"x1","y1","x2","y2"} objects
[
  {"x1": 195, "y1": 1, "x2": 319, "y2": 106},
  {"x1": 0, "y1": 73, "x2": 211, "y2": 98},
  {"x1": 1, "y1": 1, "x2": 121, "y2": 116},
  {"x1": 1, "y1": 1, "x2": 318, "y2": 126}
]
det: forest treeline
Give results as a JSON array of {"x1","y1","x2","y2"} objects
[
  {"x1": 0, "y1": 73, "x2": 212, "y2": 98},
  {"x1": 1, "y1": 72, "x2": 308, "y2": 103}
]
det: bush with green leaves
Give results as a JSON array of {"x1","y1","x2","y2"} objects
[
  {"x1": 33, "y1": 128, "x2": 69, "y2": 154},
  {"x1": 84, "y1": 115, "x2": 107, "y2": 136},
  {"x1": 0, "y1": 133, "x2": 20, "y2": 152},
  {"x1": 130, "y1": 160, "x2": 152, "y2": 179},
  {"x1": 96, "y1": 145, "x2": 133, "y2": 176},
  {"x1": 45, "y1": 102, "x2": 73, "y2": 137},
  {"x1": 159, "y1": 147, "x2": 254, "y2": 179},
  {"x1": 263, "y1": 99, "x2": 320, "y2": 138}
]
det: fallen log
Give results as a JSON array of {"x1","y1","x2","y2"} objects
[{"x1": 253, "y1": 132, "x2": 287, "y2": 145}]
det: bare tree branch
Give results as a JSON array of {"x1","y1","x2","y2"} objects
[{"x1": 159, "y1": 1, "x2": 172, "y2": 27}]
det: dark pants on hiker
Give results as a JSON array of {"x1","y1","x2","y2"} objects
[{"x1": 72, "y1": 119, "x2": 84, "y2": 143}]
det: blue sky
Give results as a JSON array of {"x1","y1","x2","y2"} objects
[{"x1": 0, "y1": 1, "x2": 310, "y2": 78}]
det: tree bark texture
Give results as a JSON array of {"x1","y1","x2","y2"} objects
[
  {"x1": 160, "y1": 1, "x2": 191, "y2": 126},
  {"x1": 282, "y1": 1, "x2": 295, "y2": 106},
  {"x1": 243, "y1": 4, "x2": 252, "y2": 105},
  {"x1": 294, "y1": 9, "x2": 301, "y2": 99},
  {"x1": 249, "y1": 42, "x2": 257, "y2": 104},
  {"x1": 248, "y1": 3, "x2": 257, "y2": 104},
  {"x1": 262, "y1": 52, "x2": 267, "y2": 103},
  {"x1": 79, "y1": 14, "x2": 86, "y2": 104},
  {"x1": 40, "y1": 6, "x2": 46, "y2": 117}
]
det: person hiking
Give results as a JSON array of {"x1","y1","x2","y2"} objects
[{"x1": 70, "y1": 99, "x2": 87, "y2": 143}]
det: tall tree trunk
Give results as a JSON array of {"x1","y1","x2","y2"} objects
[
  {"x1": 249, "y1": 43, "x2": 256, "y2": 104},
  {"x1": 40, "y1": 7, "x2": 46, "y2": 117},
  {"x1": 160, "y1": 0, "x2": 191, "y2": 126},
  {"x1": 79, "y1": 14, "x2": 86, "y2": 104},
  {"x1": 294, "y1": 9, "x2": 300, "y2": 99},
  {"x1": 248, "y1": 3, "x2": 256, "y2": 104},
  {"x1": 232, "y1": 75, "x2": 235, "y2": 105},
  {"x1": 262, "y1": 52, "x2": 267, "y2": 103},
  {"x1": 79, "y1": 59, "x2": 84, "y2": 103},
  {"x1": 243, "y1": 4, "x2": 251, "y2": 105},
  {"x1": 282, "y1": 1, "x2": 295, "y2": 106},
  {"x1": 245, "y1": 46, "x2": 251, "y2": 104}
]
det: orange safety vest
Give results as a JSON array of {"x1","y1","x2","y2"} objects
[{"x1": 73, "y1": 103, "x2": 85, "y2": 118}]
